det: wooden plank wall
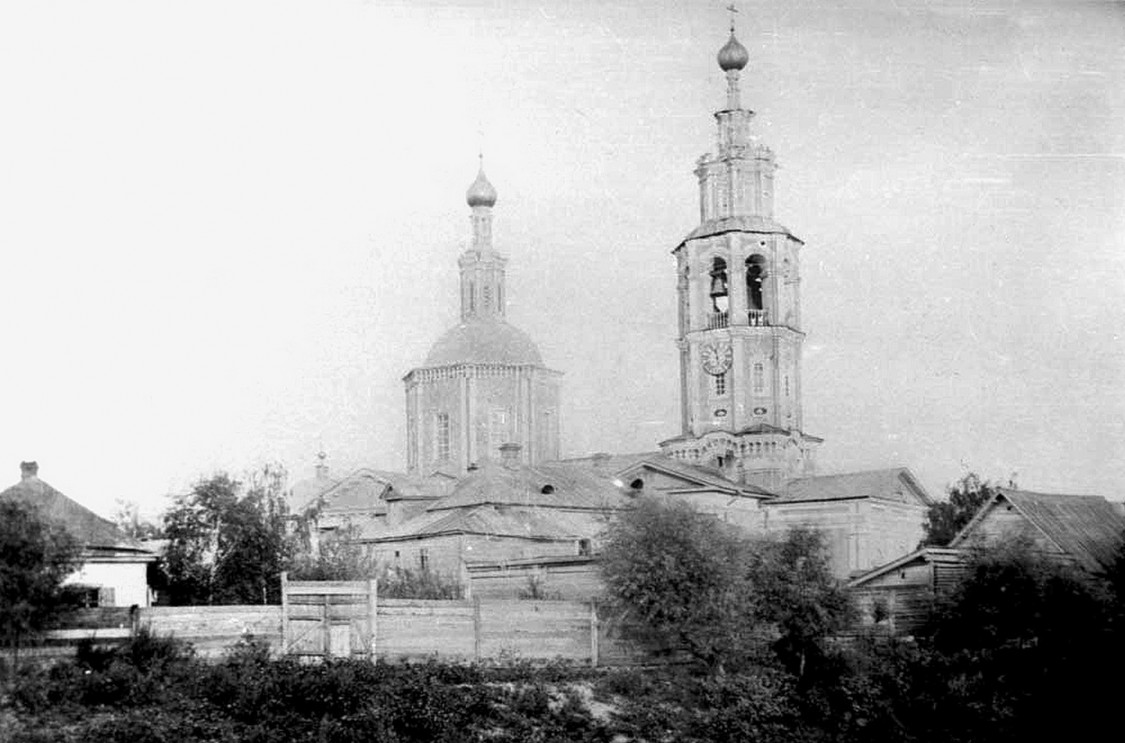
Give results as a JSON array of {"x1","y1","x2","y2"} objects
[
  {"x1": 375, "y1": 599, "x2": 477, "y2": 660},
  {"x1": 141, "y1": 606, "x2": 282, "y2": 658},
  {"x1": 37, "y1": 599, "x2": 652, "y2": 665}
]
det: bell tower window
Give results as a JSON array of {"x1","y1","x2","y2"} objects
[
  {"x1": 709, "y1": 257, "x2": 729, "y2": 314},
  {"x1": 746, "y1": 254, "x2": 766, "y2": 323}
]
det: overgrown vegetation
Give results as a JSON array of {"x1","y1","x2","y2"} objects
[
  {"x1": 599, "y1": 496, "x2": 853, "y2": 675},
  {"x1": 0, "y1": 499, "x2": 81, "y2": 676},
  {"x1": 4, "y1": 534, "x2": 1125, "y2": 740}
]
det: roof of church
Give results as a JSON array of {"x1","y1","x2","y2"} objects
[
  {"x1": 426, "y1": 460, "x2": 630, "y2": 513},
  {"x1": 289, "y1": 474, "x2": 340, "y2": 513},
  {"x1": 678, "y1": 216, "x2": 803, "y2": 247},
  {"x1": 776, "y1": 468, "x2": 932, "y2": 505},
  {"x1": 951, "y1": 488, "x2": 1125, "y2": 573},
  {"x1": 0, "y1": 466, "x2": 150, "y2": 554},
  {"x1": 558, "y1": 451, "x2": 776, "y2": 498},
  {"x1": 423, "y1": 318, "x2": 544, "y2": 367},
  {"x1": 308, "y1": 468, "x2": 447, "y2": 516},
  {"x1": 361, "y1": 504, "x2": 599, "y2": 543}
]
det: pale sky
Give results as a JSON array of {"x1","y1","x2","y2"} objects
[{"x1": 2, "y1": 0, "x2": 1123, "y2": 520}]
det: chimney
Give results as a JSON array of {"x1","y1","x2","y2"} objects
[
  {"x1": 315, "y1": 451, "x2": 329, "y2": 480},
  {"x1": 20, "y1": 461, "x2": 38, "y2": 480},
  {"x1": 499, "y1": 443, "x2": 522, "y2": 469}
]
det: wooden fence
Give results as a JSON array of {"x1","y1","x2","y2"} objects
[{"x1": 37, "y1": 579, "x2": 643, "y2": 665}]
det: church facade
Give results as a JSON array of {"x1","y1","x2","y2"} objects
[{"x1": 299, "y1": 21, "x2": 931, "y2": 588}]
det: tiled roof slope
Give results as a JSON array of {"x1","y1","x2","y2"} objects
[
  {"x1": 953, "y1": 488, "x2": 1125, "y2": 573},
  {"x1": 0, "y1": 476, "x2": 146, "y2": 553},
  {"x1": 778, "y1": 468, "x2": 931, "y2": 505}
]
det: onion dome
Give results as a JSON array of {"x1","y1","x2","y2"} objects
[
  {"x1": 425, "y1": 319, "x2": 543, "y2": 367},
  {"x1": 465, "y1": 164, "x2": 498, "y2": 208},
  {"x1": 717, "y1": 32, "x2": 749, "y2": 72}
]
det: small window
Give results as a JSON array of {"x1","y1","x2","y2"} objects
[
  {"x1": 540, "y1": 484, "x2": 555, "y2": 494},
  {"x1": 630, "y1": 478, "x2": 644, "y2": 491},
  {"x1": 714, "y1": 372, "x2": 726, "y2": 396},
  {"x1": 578, "y1": 539, "x2": 592, "y2": 557},
  {"x1": 418, "y1": 549, "x2": 430, "y2": 572}
]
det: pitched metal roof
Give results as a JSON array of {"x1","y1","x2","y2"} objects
[
  {"x1": 361, "y1": 504, "x2": 602, "y2": 543},
  {"x1": 775, "y1": 468, "x2": 932, "y2": 505},
  {"x1": 951, "y1": 488, "x2": 1125, "y2": 573},
  {"x1": 557, "y1": 451, "x2": 775, "y2": 498},
  {"x1": 425, "y1": 460, "x2": 631, "y2": 513},
  {"x1": 0, "y1": 476, "x2": 149, "y2": 554},
  {"x1": 846, "y1": 547, "x2": 967, "y2": 589}
]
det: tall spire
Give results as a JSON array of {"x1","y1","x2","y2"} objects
[
  {"x1": 460, "y1": 157, "x2": 507, "y2": 321},
  {"x1": 717, "y1": 4, "x2": 750, "y2": 110},
  {"x1": 466, "y1": 154, "x2": 498, "y2": 252}
]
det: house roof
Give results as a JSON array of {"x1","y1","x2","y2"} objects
[
  {"x1": 425, "y1": 460, "x2": 631, "y2": 513},
  {"x1": 846, "y1": 547, "x2": 967, "y2": 589},
  {"x1": 775, "y1": 468, "x2": 932, "y2": 505},
  {"x1": 950, "y1": 488, "x2": 1125, "y2": 573},
  {"x1": 0, "y1": 470, "x2": 149, "y2": 554},
  {"x1": 361, "y1": 504, "x2": 601, "y2": 543}
]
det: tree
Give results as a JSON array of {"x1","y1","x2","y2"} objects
[
  {"x1": 919, "y1": 472, "x2": 1000, "y2": 547},
  {"x1": 900, "y1": 538, "x2": 1118, "y2": 741},
  {"x1": 160, "y1": 465, "x2": 293, "y2": 605},
  {"x1": 288, "y1": 523, "x2": 378, "y2": 582},
  {"x1": 0, "y1": 499, "x2": 82, "y2": 672},
  {"x1": 599, "y1": 497, "x2": 852, "y2": 675},
  {"x1": 112, "y1": 499, "x2": 163, "y2": 541}
]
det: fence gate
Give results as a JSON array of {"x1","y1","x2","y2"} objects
[{"x1": 280, "y1": 574, "x2": 376, "y2": 660}]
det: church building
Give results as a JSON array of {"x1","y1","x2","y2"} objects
[
  {"x1": 299, "y1": 19, "x2": 932, "y2": 587},
  {"x1": 401, "y1": 160, "x2": 562, "y2": 475}
]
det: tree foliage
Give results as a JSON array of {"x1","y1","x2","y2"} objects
[
  {"x1": 288, "y1": 523, "x2": 378, "y2": 582},
  {"x1": 159, "y1": 466, "x2": 293, "y2": 605},
  {"x1": 919, "y1": 472, "x2": 1000, "y2": 547},
  {"x1": 0, "y1": 498, "x2": 82, "y2": 666},
  {"x1": 599, "y1": 496, "x2": 852, "y2": 674}
]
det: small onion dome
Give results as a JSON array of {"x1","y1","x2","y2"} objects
[
  {"x1": 466, "y1": 166, "x2": 498, "y2": 208},
  {"x1": 717, "y1": 32, "x2": 749, "y2": 71}
]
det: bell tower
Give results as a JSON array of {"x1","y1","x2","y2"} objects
[{"x1": 659, "y1": 19, "x2": 821, "y2": 491}]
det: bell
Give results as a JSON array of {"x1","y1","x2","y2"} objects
[{"x1": 709, "y1": 274, "x2": 728, "y2": 297}]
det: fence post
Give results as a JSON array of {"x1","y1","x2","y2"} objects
[
  {"x1": 473, "y1": 595, "x2": 482, "y2": 661},
  {"x1": 279, "y1": 571, "x2": 289, "y2": 655},
  {"x1": 589, "y1": 601, "x2": 599, "y2": 667},
  {"x1": 367, "y1": 578, "x2": 378, "y2": 663}
]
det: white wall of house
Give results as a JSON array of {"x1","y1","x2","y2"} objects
[{"x1": 66, "y1": 558, "x2": 151, "y2": 607}]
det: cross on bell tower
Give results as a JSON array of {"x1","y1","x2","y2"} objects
[{"x1": 659, "y1": 18, "x2": 822, "y2": 491}]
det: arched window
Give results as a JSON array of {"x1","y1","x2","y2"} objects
[
  {"x1": 746, "y1": 254, "x2": 767, "y2": 313},
  {"x1": 753, "y1": 363, "x2": 765, "y2": 394},
  {"x1": 709, "y1": 257, "x2": 729, "y2": 314}
]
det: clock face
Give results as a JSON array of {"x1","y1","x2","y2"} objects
[{"x1": 701, "y1": 343, "x2": 733, "y2": 375}]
